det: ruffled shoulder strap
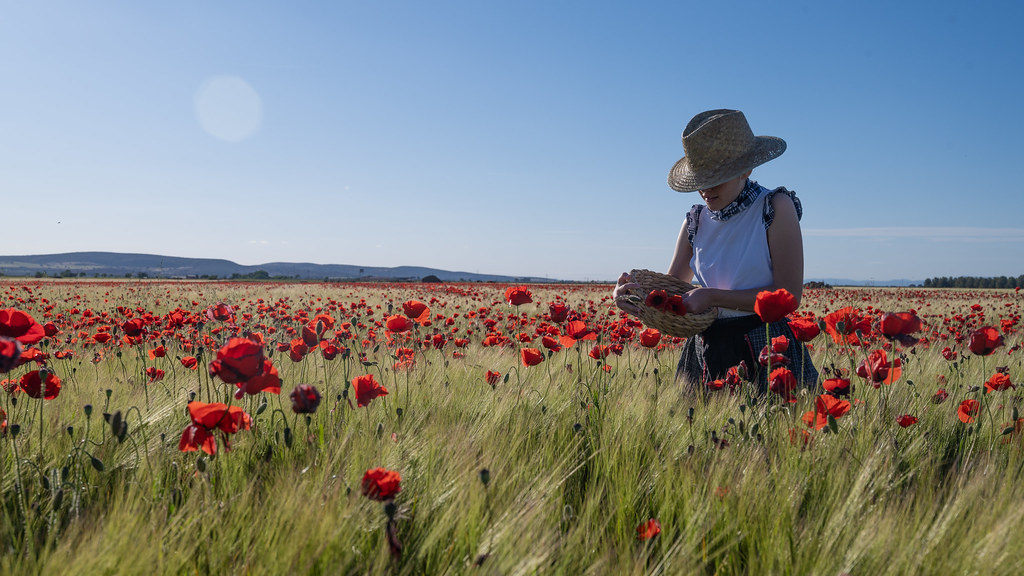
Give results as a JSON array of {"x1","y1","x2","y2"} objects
[
  {"x1": 762, "y1": 187, "x2": 802, "y2": 230},
  {"x1": 686, "y1": 204, "x2": 703, "y2": 247}
]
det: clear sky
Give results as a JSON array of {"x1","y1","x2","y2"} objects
[{"x1": 3, "y1": 1, "x2": 1023, "y2": 282}]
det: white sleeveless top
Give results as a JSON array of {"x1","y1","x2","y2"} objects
[{"x1": 687, "y1": 180, "x2": 802, "y2": 293}]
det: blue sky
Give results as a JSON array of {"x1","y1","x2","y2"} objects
[{"x1": 2, "y1": 1, "x2": 1023, "y2": 282}]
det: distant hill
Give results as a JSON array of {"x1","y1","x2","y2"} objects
[{"x1": 0, "y1": 252, "x2": 554, "y2": 283}]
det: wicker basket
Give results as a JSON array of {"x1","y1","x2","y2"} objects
[{"x1": 615, "y1": 269, "x2": 718, "y2": 338}]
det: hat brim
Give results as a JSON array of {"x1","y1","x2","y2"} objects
[{"x1": 668, "y1": 136, "x2": 786, "y2": 193}]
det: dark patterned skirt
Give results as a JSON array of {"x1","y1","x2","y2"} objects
[{"x1": 676, "y1": 314, "x2": 818, "y2": 394}]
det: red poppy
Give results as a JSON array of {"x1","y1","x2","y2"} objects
[
  {"x1": 289, "y1": 338, "x2": 309, "y2": 362},
  {"x1": 856, "y1": 349, "x2": 902, "y2": 387},
  {"x1": 206, "y1": 303, "x2": 234, "y2": 322},
  {"x1": 644, "y1": 290, "x2": 686, "y2": 315},
  {"x1": 308, "y1": 314, "x2": 335, "y2": 337},
  {"x1": 788, "y1": 317, "x2": 820, "y2": 342},
  {"x1": 588, "y1": 345, "x2": 610, "y2": 360},
  {"x1": 559, "y1": 320, "x2": 597, "y2": 347},
  {"x1": 639, "y1": 328, "x2": 661, "y2": 348},
  {"x1": 301, "y1": 325, "x2": 320, "y2": 348},
  {"x1": 521, "y1": 348, "x2": 545, "y2": 367},
  {"x1": 877, "y1": 312, "x2": 922, "y2": 346},
  {"x1": 353, "y1": 374, "x2": 388, "y2": 407},
  {"x1": 233, "y1": 359, "x2": 281, "y2": 399},
  {"x1": 984, "y1": 372, "x2": 1015, "y2": 393},
  {"x1": 43, "y1": 322, "x2": 58, "y2": 337},
  {"x1": 386, "y1": 315, "x2": 414, "y2": 333},
  {"x1": 208, "y1": 338, "x2": 265, "y2": 384},
  {"x1": 768, "y1": 367, "x2": 798, "y2": 403},
  {"x1": 725, "y1": 364, "x2": 744, "y2": 392},
  {"x1": 636, "y1": 518, "x2": 661, "y2": 540},
  {"x1": 290, "y1": 384, "x2": 322, "y2": 414},
  {"x1": 402, "y1": 300, "x2": 430, "y2": 324},
  {"x1": 0, "y1": 336, "x2": 23, "y2": 373},
  {"x1": 822, "y1": 307, "x2": 872, "y2": 345},
  {"x1": 541, "y1": 336, "x2": 562, "y2": 352},
  {"x1": 504, "y1": 286, "x2": 533, "y2": 306},
  {"x1": 180, "y1": 356, "x2": 198, "y2": 370},
  {"x1": 933, "y1": 388, "x2": 949, "y2": 404},
  {"x1": 941, "y1": 347, "x2": 957, "y2": 361},
  {"x1": 878, "y1": 312, "x2": 922, "y2": 337},
  {"x1": 148, "y1": 346, "x2": 166, "y2": 360},
  {"x1": 145, "y1": 367, "x2": 165, "y2": 382},
  {"x1": 120, "y1": 318, "x2": 146, "y2": 338},
  {"x1": 548, "y1": 302, "x2": 570, "y2": 323},
  {"x1": 957, "y1": 399, "x2": 981, "y2": 424},
  {"x1": 485, "y1": 370, "x2": 501, "y2": 386},
  {"x1": 896, "y1": 414, "x2": 918, "y2": 428},
  {"x1": 17, "y1": 347, "x2": 48, "y2": 368},
  {"x1": 754, "y1": 289, "x2": 798, "y2": 323},
  {"x1": 802, "y1": 394, "x2": 851, "y2": 430},
  {"x1": 92, "y1": 332, "x2": 113, "y2": 344},
  {"x1": 0, "y1": 308, "x2": 46, "y2": 345},
  {"x1": 822, "y1": 378, "x2": 851, "y2": 396},
  {"x1": 320, "y1": 342, "x2": 342, "y2": 360},
  {"x1": 362, "y1": 467, "x2": 401, "y2": 501},
  {"x1": 968, "y1": 326, "x2": 1004, "y2": 356},
  {"x1": 19, "y1": 369, "x2": 61, "y2": 400},
  {"x1": 758, "y1": 335, "x2": 790, "y2": 366},
  {"x1": 179, "y1": 400, "x2": 251, "y2": 455}
]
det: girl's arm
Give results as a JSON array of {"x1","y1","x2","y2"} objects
[{"x1": 667, "y1": 215, "x2": 695, "y2": 282}]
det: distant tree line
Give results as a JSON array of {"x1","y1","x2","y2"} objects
[
  {"x1": 229, "y1": 270, "x2": 301, "y2": 280},
  {"x1": 921, "y1": 275, "x2": 1023, "y2": 289}
]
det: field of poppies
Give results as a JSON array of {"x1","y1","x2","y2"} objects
[{"x1": 1, "y1": 279, "x2": 1022, "y2": 574}]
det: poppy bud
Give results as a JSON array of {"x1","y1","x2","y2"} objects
[
  {"x1": 84, "y1": 404, "x2": 93, "y2": 418},
  {"x1": 479, "y1": 468, "x2": 490, "y2": 487},
  {"x1": 10, "y1": 424, "x2": 19, "y2": 438},
  {"x1": 110, "y1": 410, "x2": 122, "y2": 438}
]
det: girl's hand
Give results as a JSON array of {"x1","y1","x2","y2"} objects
[
  {"x1": 680, "y1": 287, "x2": 715, "y2": 314},
  {"x1": 612, "y1": 272, "x2": 641, "y2": 315}
]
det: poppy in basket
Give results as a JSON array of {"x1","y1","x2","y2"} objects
[{"x1": 644, "y1": 290, "x2": 686, "y2": 316}]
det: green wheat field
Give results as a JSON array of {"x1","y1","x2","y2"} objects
[{"x1": 1, "y1": 280, "x2": 1022, "y2": 575}]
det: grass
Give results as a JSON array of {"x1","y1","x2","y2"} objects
[{"x1": 1, "y1": 280, "x2": 1023, "y2": 574}]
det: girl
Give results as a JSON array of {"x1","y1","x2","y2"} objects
[{"x1": 614, "y1": 109, "x2": 818, "y2": 391}]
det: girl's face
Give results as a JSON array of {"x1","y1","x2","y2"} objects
[{"x1": 698, "y1": 171, "x2": 750, "y2": 211}]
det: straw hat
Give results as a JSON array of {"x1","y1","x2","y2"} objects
[{"x1": 667, "y1": 109, "x2": 786, "y2": 193}]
